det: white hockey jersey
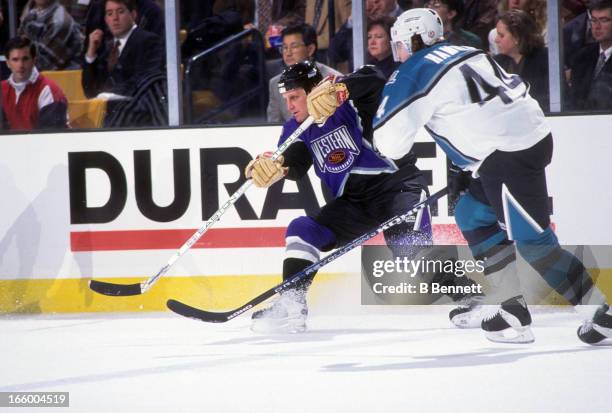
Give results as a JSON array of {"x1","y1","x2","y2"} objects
[{"x1": 373, "y1": 43, "x2": 551, "y2": 171}]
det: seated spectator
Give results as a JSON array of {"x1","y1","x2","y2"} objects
[
  {"x1": 242, "y1": 0, "x2": 305, "y2": 57},
  {"x1": 1, "y1": 36, "x2": 68, "y2": 130},
  {"x1": 82, "y1": 0, "x2": 164, "y2": 99},
  {"x1": 366, "y1": 16, "x2": 399, "y2": 79},
  {"x1": 60, "y1": 0, "x2": 91, "y2": 26},
  {"x1": 493, "y1": 10, "x2": 550, "y2": 111},
  {"x1": 567, "y1": 0, "x2": 612, "y2": 111},
  {"x1": 329, "y1": 0, "x2": 402, "y2": 72},
  {"x1": 84, "y1": 0, "x2": 165, "y2": 61},
  {"x1": 456, "y1": 0, "x2": 497, "y2": 50},
  {"x1": 305, "y1": 0, "x2": 352, "y2": 64},
  {"x1": 425, "y1": 0, "x2": 483, "y2": 48},
  {"x1": 18, "y1": 0, "x2": 84, "y2": 70},
  {"x1": 86, "y1": 0, "x2": 164, "y2": 37},
  {"x1": 564, "y1": 2, "x2": 596, "y2": 70},
  {"x1": 267, "y1": 23, "x2": 340, "y2": 122},
  {"x1": 488, "y1": 0, "x2": 547, "y2": 55}
]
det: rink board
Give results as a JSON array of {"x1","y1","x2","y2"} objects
[{"x1": 1, "y1": 115, "x2": 611, "y2": 313}]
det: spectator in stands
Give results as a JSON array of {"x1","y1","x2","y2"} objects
[
  {"x1": 267, "y1": 23, "x2": 340, "y2": 122},
  {"x1": 248, "y1": 0, "x2": 305, "y2": 30},
  {"x1": 489, "y1": 0, "x2": 547, "y2": 55},
  {"x1": 494, "y1": 10, "x2": 550, "y2": 111},
  {"x1": 366, "y1": 16, "x2": 398, "y2": 79},
  {"x1": 564, "y1": 1, "x2": 595, "y2": 70},
  {"x1": 82, "y1": 0, "x2": 164, "y2": 99},
  {"x1": 86, "y1": 0, "x2": 164, "y2": 37},
  {"x1": 246, "y1": 0, "x2": 306, "y2": 58},
  {"x1": 563, "y1": 0, "x2": 589, "y2": 22},
  {"x1": 305, "y1": 0, "x2": 352, "y2": 64},
  {"x1": 18, "y1": 0, "x2": 84, "y2": 70},
  {"x1": 59, "y1": 0, "x2": 91, "y2": 26},
  {"x1": 567, "y1": 0, "x2": 612, "y2": 111},
  {"x1": 329, "y1": 0, "x2": 402, "y2": 72},
  {"x1": 84, "y1": 0, "x2": 164, "y2": 62},
  {"x1": 1, "y1": 36, "x2": 68, "y2": 130},
  {"x1": 456, "y1": 0, "x2": 497, "y2": 50},
  {"x1": 425, "y1": 0, "x2": 483, "y2": 48}
]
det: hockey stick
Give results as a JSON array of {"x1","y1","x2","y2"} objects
[
  {"x1": 167, "y1": 186, "x2": 449, "y2": 322},
  {"x1": 89, "y1": 116, "x2": 316, "y2": 296}
]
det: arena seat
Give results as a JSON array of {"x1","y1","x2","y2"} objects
[
  {"x1": 40, "y1": 69, "x2": 86, "y2": 101},
  {"x1": 68, "y1": 99, "x2": 107, "y2": 129}
]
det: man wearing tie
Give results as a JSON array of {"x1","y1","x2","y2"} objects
[
  {"x1": 568, "y1": 0, "x2": 612, "y2": 111},
  {"x1": 82, "y1": 0, "x2": 164, "y2": 99}
]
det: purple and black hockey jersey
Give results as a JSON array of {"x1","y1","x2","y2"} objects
[{"x1": 279, "y1": 102, "x2": 398, "y2": 198}]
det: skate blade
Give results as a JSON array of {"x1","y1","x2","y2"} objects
[
  {"x1": 485, "y1": 326, "x2": 535, "y2": 344},
  {"x1": 451, "y1": 311, "x2": 483, "y2": 329},
  {"x1": 251, "y1": 318, "x2": 307, "y2": 334}
]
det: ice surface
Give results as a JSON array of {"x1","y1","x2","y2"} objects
[{"x1": 2, "y1": 306, "x2": 611, "y2": 413}]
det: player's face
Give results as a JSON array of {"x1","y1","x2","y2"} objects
[
  {"x1": 105, "y1": 1, "x2": 137, "y2": 37},
  {"x1": 7, "y1": 47, "x2": 35, "y2": 83},
  {"x1": 495, "y1": 21, "x2": 519, "y2": 56},
  {"x1": 591, "y1": 8, "x2": 612, "y2": 46},
  {"x1": 368, "y1": 25, "x2": 392, "y2": 60},
  {"x1": 282, "y1": 88, "x2": 309, "y2": 123},
  {"x1": 281, "y1": 34, "x2": 315, "y2": 66}
]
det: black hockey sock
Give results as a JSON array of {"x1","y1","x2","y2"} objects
[{"x1": 283, "y1": 258, "x2": 318, "y2": 293}]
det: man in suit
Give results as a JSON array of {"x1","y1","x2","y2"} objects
[
  {"x1": 568, "y1": 0, "x2": 612, "y2": 111},
  {"x1": 267, "y1": 23, "x2": 340, "y2": 122},
  {"x1": 305, "y1": 0, "x2": 351, "y2": 62},
  {"x1": 82, "y1": 0, "x2": 164, "y2": 99}
]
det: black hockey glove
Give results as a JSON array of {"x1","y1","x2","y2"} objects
[{"x1": 448, "y1": 163, "x2": 471, "y2": 199}]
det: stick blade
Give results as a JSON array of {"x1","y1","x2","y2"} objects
[
  {"x1": 89, "y1": 279, "x2": 143, "y2": 296},
  {"x1": 166, "y1": 299, "x2": 231, "y2": 323}
]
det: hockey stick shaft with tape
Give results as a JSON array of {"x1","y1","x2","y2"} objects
[
  {"x1": 167, "y1": 186, "x2": 448, "y2": 322},
  {"x1": 89, "y1": 116, "x2": 315, "y2": 296}
]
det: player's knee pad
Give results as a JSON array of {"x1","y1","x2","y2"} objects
[
  {"x1": 454, "y1": 192, "x2": 498, "y2": 233},
  {"x1": 285, "y1": 216, "x2": 336, "y2": 263},
  {"x1": 454, "y1": 192, "x2": 510, "y2": 258}
]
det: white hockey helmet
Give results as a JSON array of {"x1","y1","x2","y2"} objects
[{"x1": 390, "y1": 8, "x2": 444, "y2": 61}]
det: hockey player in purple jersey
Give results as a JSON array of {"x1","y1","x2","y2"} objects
[{"x1": 245, "y1": 61, "x2": 435, "y2": 333}]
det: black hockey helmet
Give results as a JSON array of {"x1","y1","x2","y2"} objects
[{"x1": 278, "y1": 60, "x2": 323, "y2": 94}]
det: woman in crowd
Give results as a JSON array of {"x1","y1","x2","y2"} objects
[
  {"x1": 366, "y1": 16, "x2": 398, "y2": 79},
  {"x1": 489, "y1": 0, "x2": 547, "y2": 54},
  {"x1": 494, "y1": 9, "x2": 550, "y2": 111}
]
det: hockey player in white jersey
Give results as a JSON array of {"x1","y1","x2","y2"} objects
[{"x1": 307, "y1": 8, "x2": 612, "y2": 344}]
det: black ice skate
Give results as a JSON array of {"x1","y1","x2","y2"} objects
[
  {"x1": 449, "y1": 294, "x2": 484, "y2": 329},
  {"x1": 481, "y1": 295, "x2": 534, "y2": 344},
  {"x1": 251, "y1": 290, "x2": 308, "y2": 334},
  {"x1": 577, "y1": 304, "x2": 612, "y2": 344}
]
